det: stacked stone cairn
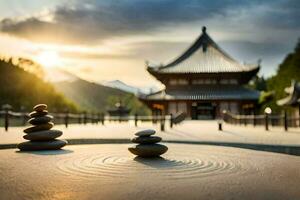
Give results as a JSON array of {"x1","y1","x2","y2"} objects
[
  {"x1": 128, "y1": 129, "x2": 168, "y2": 158},
  {"x1": 17, "y1": 104, "x2": 67, "y2": 151}
]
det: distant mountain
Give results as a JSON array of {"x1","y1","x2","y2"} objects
[
  {"x1": 104, "y1": 80, "x2": 159, "y2": 95},
  {"x1": 104, "y1": 80, "x2": 141, "y2": 94},
  {"x1": 0, "y1": 59, "x2": 78, "y2": 112},
  {"x1": 53, "y1": 78, "x2": 151, "y2": 115}
]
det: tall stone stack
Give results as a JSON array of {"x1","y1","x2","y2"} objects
[
  {"x1": 17, "y1": 104, "x2": 67, "y2": 151},
  {"x1": 128, "y1": 129, "x2": 168, "y2": 158}
]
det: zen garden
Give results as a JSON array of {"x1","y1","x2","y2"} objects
[{"x1": 0, "y1": 1, "x2": 299, "y2": 200}]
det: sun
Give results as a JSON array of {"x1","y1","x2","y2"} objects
[{"x1": 35, "y1": 51, "x2": 61, "y2": 68}]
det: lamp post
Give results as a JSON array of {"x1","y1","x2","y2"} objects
[
  {"x1": 2, "y1": 104, "x2": 12, "y2": 131},
  {"x1": 264, "y1": 107, "x2": 272, "y2": 131}
]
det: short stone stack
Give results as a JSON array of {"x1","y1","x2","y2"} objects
[
  {"x1": 17, "y1": 104, "x2": 67, "y2": 151},
  {"x1": 128, "y1": 129, "x2": 168, "y2": 158}
]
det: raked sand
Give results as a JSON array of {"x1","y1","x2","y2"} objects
[{"x1": 0, "y1": 143, "x2": 299, "y2": 200}]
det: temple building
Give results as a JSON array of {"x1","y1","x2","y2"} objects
[{"x1": 140, "y1": 27, "x2": 260, "y2": 119}]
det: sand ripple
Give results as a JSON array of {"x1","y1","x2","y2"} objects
[{"x1": 57, "y1": 147, "x2": 251, "y2": 180}]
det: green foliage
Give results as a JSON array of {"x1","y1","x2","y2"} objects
[
  {"x1": 258, "y1": 91, "x2": 274, "y2": 104},
  {"x1": 54, "y1": 79, "x2": 151, "y2": 115},
  {"x1": 248, "y1": 76, "x2": 267, "y2": 91},
  {"x1": 0, "y1": 59, "x2": 78, "y2": 112},
  {"x1": 265, "y1": 39, "x2": 300, "y2": 113}
]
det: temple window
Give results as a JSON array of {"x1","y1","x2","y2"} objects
[
  {"x1": 168, "y1": 102, "x2": 187, "y2": 114},
  {"x1": 177, "y1": 102, "x2": 187, "y2": 113},
  {"x1": 229, "y1": 79, "x2": 238, "y2": 84},
  {"x1": 168, "y1": 102, "x2": 177, "y2": 114},
  {"x1": 220, "y1": 79, "x2": 229, "y2": 84},
  {"x1": 178, "y1": 79, "x2": 188, "y2": 85},
  {"x1": 220, "y1": 79, "x2": 238, "y2": 84},
  {"x1": 192, "y1": 79, "x2": 216, "y2": 84},
  {"x1": 192, "y1": 79, "x2": 204, "y2": 84},
  {"x1": 169, "y1": 79, "x2": 177, "y2": 85},
  {"x1": 229, "y1": 102, "x2": 238, "y2": 113},
  {"x1": 169, "y1": 79, "x2": 188, "y2": 85}
]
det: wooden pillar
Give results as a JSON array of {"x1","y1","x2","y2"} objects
[
  {"x1": 64, "y1": 110, "x2": 69, "y2": 128},
  {"x1": 97, "y1": 113, "x2": 100, "y2": 124},
  {"x1": 20, "y1": 107, "x2": 27, "y2": 126},
  {"x1": 78, "y1": 113, "x2": 82, "y2": 124},
  {"x1": 134, "y1": 113, "x2": 138, "y2": 127},
  {"x1": 22, "y1": 112, "x2": 27, "y2": 126},
  {"x1": 4, "y1": 109, "x2": 9, "y2": 131},
  {"x1": 160, "y1": 114, "x2": 165, "y2": 131},
  {"x1": 101, "y1": 113, "x2": 105, "y2": 125},
  {"x1": 265, "y1": 113, "x2": 269, "y2": 131},
  {"x1": 284, "y1": 110, "x2": 288, "y2": 131},
  {"x1": 299, "y1": 104, "x2": 300, "y2": 127},
  {"x1": 170, "y1": 113, "x2": 173, "y2": 128},
  {"x1": 218, "y1": 121, "x2": 222, "y2": 131},
  {"x1": 83, "y1": 111, "x2": 87, "y2": 125}
]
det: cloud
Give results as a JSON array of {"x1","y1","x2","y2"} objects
[
  {"x1": 1, "y1": 0, "x2": 298, "y2": 45},
  {"x1": 60, "y1": 51, "x2": 134, "y2": 60}
]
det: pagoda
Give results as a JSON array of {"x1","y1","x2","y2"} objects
[{"x1": 140, "y1": 27, "x2": 260, "y2": 119}]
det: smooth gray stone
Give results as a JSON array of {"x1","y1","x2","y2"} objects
[
  {"x1": 132, "y1": 136, "x2": 162, "y2": 144},
  {"x1": 28, "y1": 115, "x2": 53, "y2": 125},
  {"x1": 29, "y1": 110, "x2": 48, "y2": 118},
  {"x1": 17, "y1": 139, "x2": 67, "y2": 151},
  {"x1": 24, "y1": 122, "x2": 54, "y2": 133},
  {"x1": 135, "y1": 129, "x2": 156, "y2": 137},
  {"x1": 128, "y1": 144, "x2": 168, "y2": 157},
  {"x1": 23, "y1": 130, "x2": 63, "y2": 141},
  {"x1": 33, "y1": 104, "x2": 47, "y2": 112}
]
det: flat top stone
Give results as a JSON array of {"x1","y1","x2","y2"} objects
[
  {"x1": 135, "y1": 129, "x2": 156, "y2": 137},
  {"x1": 0, "y1": 144, "x2": 299, "y2": 200},
  {"x1": 33, "y1": 104, "x2": 47, "y2": 112}
]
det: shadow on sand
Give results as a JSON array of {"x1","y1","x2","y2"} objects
[
  {"x1": 15, "y1": 149, "x2": 74, "y2": 155},
  {"x1": 133, "y1": 156, "x2": 185, "y2": 169}
]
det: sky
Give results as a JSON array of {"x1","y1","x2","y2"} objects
[{"x1": 0, "y1": 0, "x2": 299, "y2": 88}]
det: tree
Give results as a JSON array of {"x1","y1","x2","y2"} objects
[{"x1": 265, "y1": 39, "x2": 300, "y2": 113}]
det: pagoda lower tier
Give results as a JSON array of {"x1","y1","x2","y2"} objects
[{"x1": 140, "y1": 85, "x2": 259, "y2": 119}]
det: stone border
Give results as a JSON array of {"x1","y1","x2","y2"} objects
[{"x1": 1, "y1": 139, "x2": 300, "y2": 156}]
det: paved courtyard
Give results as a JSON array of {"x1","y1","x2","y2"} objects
[{"x1": 1, "y1": 120, "x2": 299, "y2": 146}]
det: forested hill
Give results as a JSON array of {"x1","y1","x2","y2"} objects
[
  {"x1": 266, "y1": 40, "x2": 300, "y2": 111},
  {"x1": 53, "y1": 78, "x2": 151, "y2": 115},
  {"x1": 0, "y1": 59, "x2": 78, "y2": 112}
]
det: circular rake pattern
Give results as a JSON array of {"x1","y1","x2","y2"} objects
[{"x1": 56, "y1": 147, "x2": 252, "y2": 180}]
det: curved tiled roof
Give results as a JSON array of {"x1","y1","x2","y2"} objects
[{"x1": 148, "y1": 27, "x2": 259, "y2": 74}]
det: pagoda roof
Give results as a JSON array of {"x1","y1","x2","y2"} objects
[
  {"x1": 140, "y1": 85, "x2": 260, "y2": 101},
  {"x1": 277, "y1": 81, "x2": 300, "y2": 106},
  {"x1": 147, "y1": 27, "x2": 259, "y2": 74}
]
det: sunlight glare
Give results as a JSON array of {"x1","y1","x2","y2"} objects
[{"x1": 35, "y1": 51, "x2": 61, "y2": 68}]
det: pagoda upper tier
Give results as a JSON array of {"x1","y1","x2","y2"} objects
[{"x1": 147, "y1": 27, "x2": 259, "y2": 84}]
